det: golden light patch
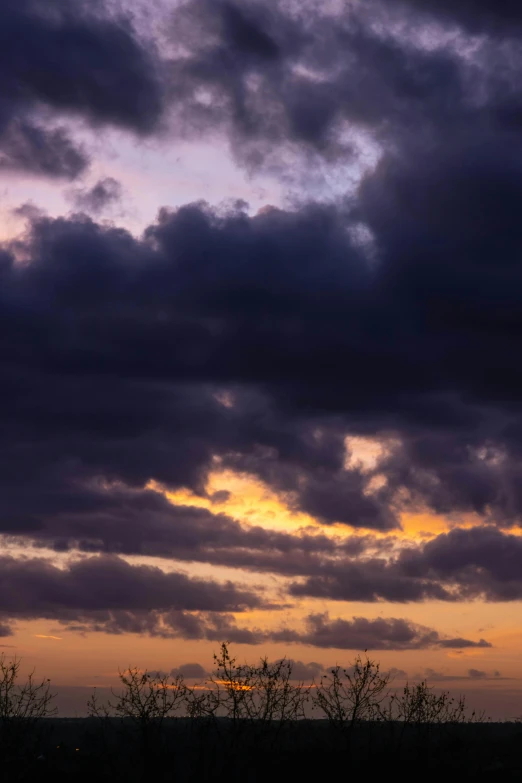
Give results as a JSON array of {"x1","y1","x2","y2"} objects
[
  {"x1": 399, "y1": 511, "x2": 486, "y2": 541},
  {"x1": 213, "y1": 390, "x2": 235, "y2": 408},
  {"x1": 149, "y1": 471, "x2": 321, "y2": 535},
  {"x1": 214, "y1": 680, "x2": 254, "y2": 690},
  {"x1": 344, "y1": 435, "x2": 393, "y2": 472},
  {"x1": 400, "y1": 513, "x2": 453, "y2": 540},
  {"x1": 148, "y1": 465, "x2": 497, "y2": 552},
  {"x1": 34, "y1": 634, "x2": 62, "y2": 641}
]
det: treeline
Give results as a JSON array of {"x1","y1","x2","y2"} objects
[{"x1": 0, "y1": 645, "x2": 520, "y2": 782}]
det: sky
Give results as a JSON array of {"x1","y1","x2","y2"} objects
[{"x1": 2, "y1": 0, "x2": 522, "y2": 720}]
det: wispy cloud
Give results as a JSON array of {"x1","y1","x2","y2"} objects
[{"x1": 34, "y1": 634, "x2": 62, "y2": 641}]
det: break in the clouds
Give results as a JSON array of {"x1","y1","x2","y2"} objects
[{"x1": 3, "y1": 0, "x2": 522, "y2": 659}]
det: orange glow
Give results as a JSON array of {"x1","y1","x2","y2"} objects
[{"x1": 213, "y1": 680, "x2": 254, "y2": 690}]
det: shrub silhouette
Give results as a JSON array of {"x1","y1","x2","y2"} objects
[
  {"x1": 88, "y1": 666, "x2": 188, "y2": 725},
  {"x1": 311, "y1": 652, "x2": 390, "y2": 753},
  {"x1": 386, "y1": 680, "x2": 484, "y2": 725},
  {"x1": 0, "y1": 654, "x2": 56, "y2": 775},
  {"x1": 185, "y1": 641, "x2": 311, "y2": 777},
  {"x1": 87, "y1": 666, "x2": 188, "y2": 780},
  {"x1": 0, "y1": 643, "x2": 498, "y2": 781},
  {"x1": 202, "y1": 642, "x2": 310, "y2": 724}
]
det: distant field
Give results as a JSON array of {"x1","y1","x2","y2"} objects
[{"x1": 3, "y1": 718, "x2": 522, "y2": 782}]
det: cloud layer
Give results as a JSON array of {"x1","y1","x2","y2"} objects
[
  {"x1": 0, "y1": 0, "x2": 163, "y2": 177},
  {"x1": 2, "y1": 0, "x2": 522, "y2": 651}
]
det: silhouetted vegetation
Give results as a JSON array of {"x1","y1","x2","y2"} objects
[
  {"x1": 0, "y1": 654, "x2": 56, "y2": 781},
  {"x1": 3, "y1": 645, "x2": 522, "y2": 782}
]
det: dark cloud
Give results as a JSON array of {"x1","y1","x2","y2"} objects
[
  {"x1": 291, "y1": 527, "x2": 522, "y2": 604},
  {"x1": 1, "y1": 472, "x2": 383, "y2": 573},
  {"x1": 5, "y1": 194, "x2": 522, "y2": 552},
  {"x1": 219, "y1": 2, "x2": 281, "y2": 61},
  {"x1": 272, "y1": 613, "x2": 491, "y2": 651},
  {"x1": 68, "y1": 177, "x2": 123, "y2": 214},
  {"x1": 421, "y1": 668, "x2": 507, "y2": 682},
  {"x1": 0, "y1": 205, "x2": 400, "y2": 533},
  {"x1": 417, "y1": 669, "x2": 463, "y2": 682},
  {"x1": 209, "y1": 490, "x2": 231, "y2": 505},
  {"x1": 279, "y1": 659, "x2": 324, "y2": 681},
  {"x1": 0, "y1": 554, "x2": 263, "y2": 633},
  {"x1": 399, "y1": 527, "x2": 522, "y2": 602},
  {"x1": 438, "y1": 638, "x2": 491, "y2": 650},
  {"x1": 3, "y1": 0, "x2": 522, "y2": 636},
  {"x1": 0, "y1": 120, "x2": 88, "y2": 179},
  {"x1": 289, "y1": 557, "x2": 451, "y2": 603},
  {"x1": 170, "y1": 662, "x2": 208, "y2": 679},
  {"x1": 0, "y1": 0, "x2": 163, "y2": 178},
  {"x1": 167, "y1": 0, "x2": 469, "y2": 167},
  {"x1": 468, "y1": 668, "x2": 488, "y2": 679},
  {"x1": 132, "y1": 611, "x2": 265, "y2": 645},
  {"x1": 388, "y1": 667, "x2": 408, "y2": 680},
  {"x1": 397, "y1": 0, "x2": 522, "y2": 33},
  {"x1": 12, "y1": 480, "x2": 522, "y2": 608},
  {"x1": 164, "y1": 0, "x2": 522, "y2": 191},
  {"x1": 51, "y1": 606, "x2": 491, "y2": 651},
  {"x1": 0, "y1": 0, "x2": 163, "y2": 131}
]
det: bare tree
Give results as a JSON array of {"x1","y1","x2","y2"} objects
[
  {"x1": 184, "y1": 641, "x2": 311, "y2": 773},
  {"x1": 312, "y1": 652, "x2": 390, "y2": 751},
  {"x1": 387, "y1": 680, "x2": 485, "y2": 727},
  {"x1": 88, "y1": 666, "x2": 187, "y2": 723},
  {"x1": 88, "y1": 666, "x2": 188, "y2": 778},
  {"x1": 0, "y1": 654, "x2": 56, "y2": 769},
  {"x1": 386, "y1": 681, "x2": 472, "y2": 724},
  {"x1": 201, "y1": 642, "x2": 310, "y2": 725},
  {"x1": 0, "y1": 654, "x2": 56, "y2": 723}
]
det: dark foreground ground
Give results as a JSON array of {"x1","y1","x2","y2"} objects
[{"x1": 3, "y1": 719, "x2": 522, "y2": 782}]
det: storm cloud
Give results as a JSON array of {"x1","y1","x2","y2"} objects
[
  {"x1": 0, "y1": 0, "x2": 163, "y2": 177},
  {"x1": 0, "y1": 554, "x2": 263, "y2": 637},
  {"x1": 291, "y1": 527, "x2": 522, "y2": 603},
  {"x1": 69, "y1": 177, "x2": 123, "y2": 214},
  {"x1": 397, "y1": 0, "x2": 522, "y2": 33},
  {"x1": 272, "y1": 613, "x2": 491, "y2": 652},
  {"x1": 4, "y1": 190, "x2": 522, "y2": 539},
  {"x1": 2, "y1": 0, "x2": 522, "y2": 646}
]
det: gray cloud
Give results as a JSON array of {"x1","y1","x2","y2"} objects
[
  {"x1": 64, "y1": 609, "x2": 490, "y2": 651},
  {"x1": 468, "y1": 668, "x2": 488, "y2": 679},
  {"x1": 0, "y1": 0, "x2": 163, "y2": 178},
  {"x1": 2, "y1": 0, "x2": 522, "y2": 638},
  {"x1": 0, "y1": 554, "x2": 263, "y2": 636},
  {"x1": 166, "y1": 0, "x2": 468, "y2": 169},
  {"x1": 278, "y1": 659, "x2": 324, "y2": 681},
  {"x1": 68, "y1": 177, "x2": 123, "y2": 214},
  {"x1": 290, "y1": 527, "x2": 522, "y2": 603},
  {"x1": 271, "y1": 613, "x2": 491, "y2": 652},
  {"x1": 170, "y1": 662, "x2": 208, "y2": 679},
  {"x1": 396, "y1": 0, "x2": 522, "y2": 34},
  {"x1": 438, "y1": 638, "x2": 491, "y2": 650},
  {"x1": 0, "y1": 119, "x2": 88, "y2": 179}
]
